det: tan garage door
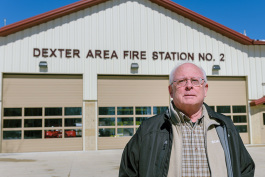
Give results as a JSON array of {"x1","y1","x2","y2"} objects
[
  {"x1": 2, "y1": 74, "x2": 83, "y2": 153},
  {"x1": 97, "y1": 75, "x2": 249, "y2": 150},
  {"x1": 205, "y1": 76, "x2": 249, "y2": 144},
  {"x1": 97, "y1": 75, "x2": 170, "y2": 150}
]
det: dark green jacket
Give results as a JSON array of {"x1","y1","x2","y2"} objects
[{"x1": 119, "y1": 104, "x2": 255, "y2": 177}]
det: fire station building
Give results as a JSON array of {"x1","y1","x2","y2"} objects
[{"x1": 0, "y1": 0, "x2": 265, "y2": 153}]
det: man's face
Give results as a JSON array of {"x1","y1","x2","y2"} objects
[{"x1": 168, "y1": 63, "x2": 208, "y2": 111}]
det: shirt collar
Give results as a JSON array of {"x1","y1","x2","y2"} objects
[{"x1": 169, "y1": 101, "x2": 204, "y2": 125}]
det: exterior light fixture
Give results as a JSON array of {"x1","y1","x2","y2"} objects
[
  {"x1": 131, "y1": 63, "x2": 139, "y2": 69},
  {"x1": 212, "y1": 65, "x2": 220, "y2": 75},
  {"x1": 212, "y1": 65, "x2": 221, "y2": 70},
  {"x1": 39, "y1": 61, "x2": 48, "y2": 72},
  {"x1": 131, "y1": 63, "x2": 139, "y2": 74},
  {"x1": 39, "y1": 61, "x2": 48, "y2": 68}
]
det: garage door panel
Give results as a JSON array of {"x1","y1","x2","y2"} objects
[
  {"x1": 2, "y1": 139, "x2": 82, "y2": 153},
  {"x1": 98, "y1": 76, "x2": 169, "y2": 150},
  {"x1": 98, "y1": 76, "x2": 169, "y2": 106},
  {"x1": 2, "y1": 74, "x2": 83, "y2": 153},
  {"x1": 205, "y1": 77, "x2": 247, "y2": 105},
  {"x1": 3, "y1": 74, "x2": 82, "y2": 107},
  {"x1": 98, "y1": 137, "x2": 130, "y2": 150}
]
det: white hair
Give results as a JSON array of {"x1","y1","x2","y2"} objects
[{"x1": 169, "y1": 62, "x2": 207, "y2": 84}]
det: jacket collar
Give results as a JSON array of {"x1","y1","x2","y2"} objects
[
  {"x1": 169, "y1": 101, "x2": 187, "y2": 125},
  {"x1": 165, "y1": 102, "x2": 231, "y2": 130},
  {"x1": 168, "y1": 101, "x2": 205, "y2": 125},
  {"x1": 202, "y1": 104, "x2": 220, "y2": 129},
  {"x1": 204, "y1": 102, "x2": 219, "y2": 118},
  {"x1": 203, "y1": 103, "x2": 228, "y2": 126},
  {"x1": 165, "y1": 102, "x2": 222, "y2": 123}
]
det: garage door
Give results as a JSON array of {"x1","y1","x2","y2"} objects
[
  {"x1": 97, "y1": 75, "x2": 249, "y2": 150},
  {"x1": 97, "y1": 76, "x2": 170, "y2": 150},
  {"x1": 2, "y1": 74, "x2": 83, "y2": 153},
  {"x1": 205, "y1": 77, "x2": 249, "y2": 144}
]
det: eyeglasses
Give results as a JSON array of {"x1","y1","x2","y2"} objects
[{"x1": 171, "y1": 77, "x2": 205, "y2": 87}]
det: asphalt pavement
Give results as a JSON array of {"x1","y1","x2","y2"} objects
[{"x1": 0, "y1": 146, "x2": 264, "y2": 177}]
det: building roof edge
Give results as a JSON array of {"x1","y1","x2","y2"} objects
[
  {"x1": 250, "y1": 96, "x2": 265, "y2": 106},
  {"x1": 0, "y1": 0, "x2": 264, "y2": 45}
]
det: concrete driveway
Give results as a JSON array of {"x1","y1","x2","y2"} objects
[{"x1": 0, "y1": 146, "x2": 264, "y2": 177}]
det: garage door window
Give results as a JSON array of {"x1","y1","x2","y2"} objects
[
  {"x1": 3, "y1": 119, "x2": 22, "y2": 128},
  {"x1": 153, "y1": 106, "x2": 168, "y2": 114},
  {"x1": 3, "y1": 131, "x2": 21, "y2": 140},
  {"x1": 65, "y1": 107, "x2": 82, "y2": 116},
  {"x1": 24, "y1": 130, "x2": 42, "y2": 139},
  {"x1": 45, "y1": 119, "x2": 62, "y2": 127},
  {"x1": 99, "y1": 107, "x2": 115, "y2": 115},
  {"x1": 118, "y1": 128, "x2": 134, "y2": 136},
  {"x1": 233, "y1": 116, "x2": 247, "y2": 123},
  {"x1": 99, "y1": 128, "x2": 115, "y2": 137},
  {"x1": 136, "y1": 107, "x2": 151, "y2": 115},
  {"x1": 4, "y1": 108, "x2": 22, "y2": 117},
  {"x1": 235, "y1": 125, "x2": 248, "y2": 133},
  {"x1": 45, "y1": 107, "x2": 62, "y2": 116},
  {"x1": 232, "y1": 106, "x2": 246, "y2": 113},
  {"x1": 98, "y1": 106, "x2": 168, "y2": 137},
  {"x1": 217, "y1": 106, "x2": 231, "y2": 113},
  {"x1": 65, "y1": 118, "x2": 82, "y2": 127},
  {"x1": 117, "y1": 107, "x2": 133, "y2": 115},
  {"x1": 117, "y1": 117, "x2": 133, "y2": 126},
  {"x1": 2, "y1": 107, "x2": 82, "y2": 140},
  {"x1": 98, "y1": 118, "x2": 115, "y2": 126},
  {"x1": 24, "y1": 119, "x2": 42, "y2": 127},
  {"x1": 45, "y1": 130, "x2": 62, "y2": 138},
  {"x1": 211, "y1": 105, "x2": 248, "y2": 133},
  {"x1": 136, "y1": 117, "x2": 149, "y2": 125},
  {"x1": 24, "y1": 108, "x2": 42, "y2": 116},
  {"x1": 65, "y1": 129, "x2": 82, "y2": 138}
]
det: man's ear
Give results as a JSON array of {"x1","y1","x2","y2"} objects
[
  {"x1": 168, "y1": 85, "x2": 173, "y2": 98},
  {"x1": 204, "y1": 83, "x2": 208, "y2": 97}
]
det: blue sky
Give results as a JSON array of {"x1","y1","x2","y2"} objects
[{"x1": 0, "y1": 0, "x2": 264, "y2": 40}]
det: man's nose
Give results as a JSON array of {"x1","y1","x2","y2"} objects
[{"x1": 185, "y1": 80, "x2": 193, "y2": 89}]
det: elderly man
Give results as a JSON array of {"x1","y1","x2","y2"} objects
[{"x1": 119, "y1": 63, "x2": 255, "y2": 177}]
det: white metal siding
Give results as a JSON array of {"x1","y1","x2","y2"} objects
[
  {"x1": 0, "y1": 72, "x2": 2, "y2": 100},
  {"x1": 0, "y1": 0, "x2": 264, "y2": 100},
  {"x1": 247, "y1": 45, "x2": 265, "y2": 99}
]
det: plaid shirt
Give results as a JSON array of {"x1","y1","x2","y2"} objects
[{"x1": 173, "y1": 108, "x2": 211, "y2": 177}]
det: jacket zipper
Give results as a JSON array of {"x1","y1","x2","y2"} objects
[
  {"x1": 157, "y1": 140, "x2": 168, "y2": 176},
  {"x1": 163, "y1": 140, "x2": 168, "y2": 150},
  {"x1": 161, "y1": 126, "x2": 173, "y2": 177}
]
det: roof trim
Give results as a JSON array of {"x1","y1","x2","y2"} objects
[
  {"x1": 0, "y1": 0, "x2": 108, "y2": 36},
  {"x1": 0, "y1": 0, "x2": 264, "y2": 45},
  {"x1": 250, "y1": 96, "x2": 265, "y2": 106},
  {"x1": 150, "y1": 0, "x2": 265, "y2": 45}
]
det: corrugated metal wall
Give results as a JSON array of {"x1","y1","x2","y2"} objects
[
  {"x1": 248, "y1": 45, "x2": 265, "y2": 99},
  {"x1": 0, "y1": 0, "x2": 264, "y2": 100}
]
